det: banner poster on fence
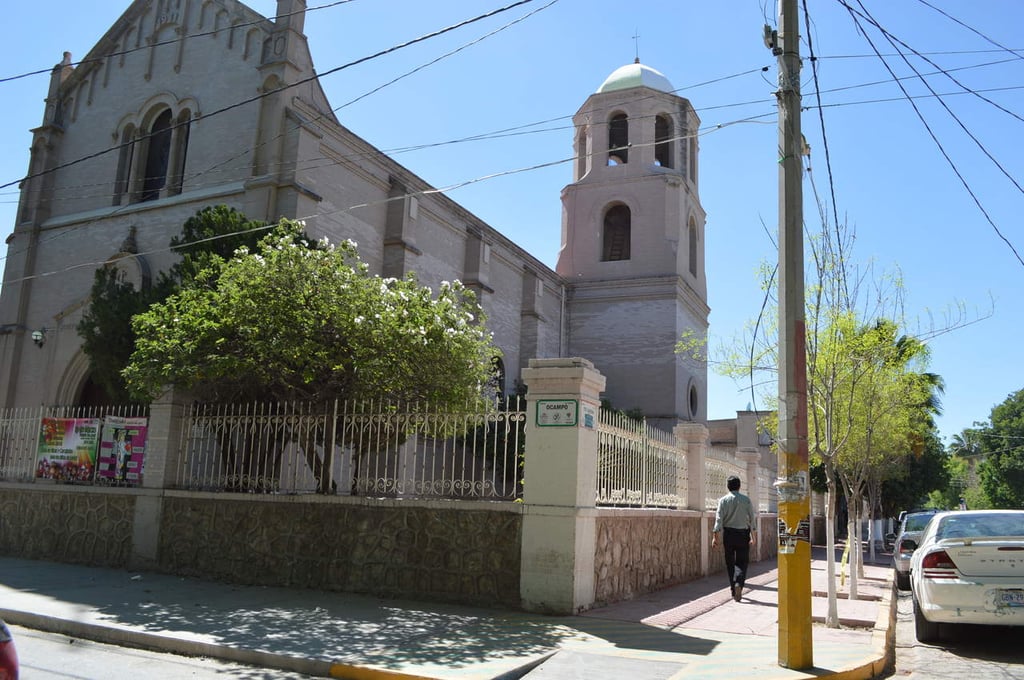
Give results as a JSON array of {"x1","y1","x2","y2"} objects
[
  {"x1": 96, "y1": 416, "x2": 148, "y2": 486},
  {"x1": 35, "y1": 417, "x2": 101, "y2": 482}
]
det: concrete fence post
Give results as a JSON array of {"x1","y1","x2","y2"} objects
[
  {"x1": 675, "y1": 422, "x2": 709, "y2": 574},
  {"x1": 142, "y1": 386, "x2": 191, "y2": 490},
  {"x1": 519, "y1": 357, "x2": 605, "y2": 615},
  {"x1": 737, "y1": 446, "x2": 762, "y2": 559}
]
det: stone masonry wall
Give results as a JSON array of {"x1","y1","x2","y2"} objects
[
  {"x1": 593, "y1": 510, "x2": 704, "y2": 606},
  {"x1": 0, "y1": 486, "x2": 135, "y2": 567},
  {"x1": 0, "y1": 486, "x2": 522, "y2": 608},
  {"x1": 594, "y1": 510, "x2": 780, "y2": 607},
  {"x1": 159, "y1": 495, "x2": 523, "y2": 608}
]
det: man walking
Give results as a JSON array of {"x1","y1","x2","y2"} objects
[{"x1": 712, "y1": 475, "x2": 757, "y2": 601}]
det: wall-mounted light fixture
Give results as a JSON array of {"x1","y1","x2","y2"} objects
[{"x1": 31, "y1": 329, "x2": 46, "y2": 348}]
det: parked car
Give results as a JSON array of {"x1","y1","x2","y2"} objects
[
  {"x1": 908, "y1": 509, "x2": 1024, "y2": 642},
  {"x1": 0, "y1": 618, "x2": 18, "y2": 680},
  {"x1": 893, "y1": 509, "x2": 941, "y2": 590}
]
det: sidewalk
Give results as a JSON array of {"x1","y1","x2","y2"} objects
[{"x1": 0, "y1": 547, "x2": 894, "y2": 680}]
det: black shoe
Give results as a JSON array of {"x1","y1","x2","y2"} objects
[{"x1": 732, "y1": 584, "x2": 742, "y2": 601}]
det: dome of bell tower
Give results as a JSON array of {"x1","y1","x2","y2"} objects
[{"x1": 596, "y1": 59, "x2": 674, "y2": 94}]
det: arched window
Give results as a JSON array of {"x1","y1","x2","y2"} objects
[
  {"x1": 688, "y1": 218, "x2": 698, "y2": 276},
  {"x1": 655, "y1": 114, "x2": 673, "y2": 168},
  {"x1": 140, "y1": 109, "x2": 173, "y2": 202},
  {"x1": 608, "y1": 113, "x2": 628, "y2": 165},
  {"x1": 602, "y1": 204, "x2": 631, "y2": 261},
  {"x1": 112, "y1": 125, "x2": 136, "y2": 206}
]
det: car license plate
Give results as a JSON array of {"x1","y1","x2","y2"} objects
[{"x1": 996, "y1": 590, "x2": 1024, "y2": 607}]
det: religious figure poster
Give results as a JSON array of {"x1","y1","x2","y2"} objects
[
  {"x1": 35, "y1": 417, "x2": 101, "y2": 482},
  {"x1": 96, "y1": 416, "x2": 148, "y2": 486}
]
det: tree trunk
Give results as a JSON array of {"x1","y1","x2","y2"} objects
[{"x1": 825, "y1": 477, "x2": 839, "y2": 628}]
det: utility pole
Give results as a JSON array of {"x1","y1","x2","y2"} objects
[{"x1": 771, "y1": 0, "x2": 813, "y2": 670}]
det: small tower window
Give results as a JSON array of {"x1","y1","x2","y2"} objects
[
  {"x1": 576, "y1": 125, "x2": 589, "y2": 180},
  {"x1": 608, "y1": 113, "x2": 628, "y2": 165},
  {"x1": 655, "y1": 114, "x2": 673, "y2": 168},
  {"x1": 688, "y1": 125, "x2": 698, "y2": 184},
  {"x1": 688, "y1": 218, "x2": 698, "y2": 276},
  {"x1": 602, "y1": 204, "x2": 631, "y2": 261}
]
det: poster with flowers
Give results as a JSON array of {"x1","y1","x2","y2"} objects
[
  {"x1": 96, "y1": 416, "x2": 148, "y2": 486},
  {"x1": 35, "y1": 417, "x2": 101, "y2": 482}
]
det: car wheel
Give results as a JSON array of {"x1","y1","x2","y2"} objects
[
  {"x1": 913, "y1": 595, "x2": 940, "y2": 642},
  {"x1": 895, "y1": 571, "x2": 910, "y2": 591}
]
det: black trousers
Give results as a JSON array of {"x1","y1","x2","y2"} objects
[{"x1": 722, "y1": 527, "x2": 751, "y2": 589}]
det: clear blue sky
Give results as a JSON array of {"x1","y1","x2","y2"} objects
[{"x1": 2, "y1": 1, "x2": 1021, "y2": 445}]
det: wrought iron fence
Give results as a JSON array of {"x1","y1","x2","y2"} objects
[
  {"x1": 596, "y1": 410, "x2": 686, "y2": 508},
  {"x1": 177, "y1": 398, "x2": 526, "y2": 499},
  {"x1": 0, "y1": 404, "x2": 149, "y2": 482},
  {"x1": 705, "y1": 446, "x2": 746, "y2": 510}
]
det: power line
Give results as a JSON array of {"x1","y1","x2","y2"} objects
[
  {"x1": 1, "y1": 121, "x2": 736, "y2": 287},
  {"x1": 801, "y1": 0, "x2": 847, "y2": 305},
  {"x1": 0, "y1": 0, "x2": 539, "y2": 192},
  {"x1": 0, "y1": 0, "x2": 359, "y2": 85},
  {"x1": 0, "y1": 64, "x2": 765, "y2": 266},
  {"x1": 0, "y1": 0, "x2": 555, "y2": 275},
  {"x1": 817, "y1": 46, "x2": 1024, "y2": 60},
  {"x1": 5, "y1": 76, "x2": 1018, "y2": 215},
  {"x1": 837, "y1": 0, "x2": 1024, "y2": 268},
  {"x1": 912, "y1": 0, "x2": 1024, "y2": 62}
]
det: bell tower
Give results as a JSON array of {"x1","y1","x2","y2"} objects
[{"x1": 557, "y1": 61, "x2": 709, "y2": 428}]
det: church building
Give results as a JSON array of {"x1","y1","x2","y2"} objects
[{"x1": 0, "y1": 0, "x2": 709, "y2": 431}]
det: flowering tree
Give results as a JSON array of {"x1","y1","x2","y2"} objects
[{"x1": 124, "y1": 220, "x2": 497, "y2": 491}]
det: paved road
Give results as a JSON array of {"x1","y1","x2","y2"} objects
[
  {"x1": 9, "y1": 624, "x2": 314, "y2": 679},
  {"x1": 889, "y1": 589, "x2": 1024, "y2": 679}
]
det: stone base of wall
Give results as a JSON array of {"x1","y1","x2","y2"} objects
[
  {"x1": 0, "y1": 486, "x2": 135, "y2": 567},
  {"x1": 159, "y1": 494, "x2": 522, "y2": 608},
  {"x1": 1, "y1": 484, "x2": 787, "y2": 612},
  {"x1": 593, "y1": 510, "x2": 708, "y2": 607},
  {"x1": 0, "y1": 485, "x2": 523, "y2": 609}
]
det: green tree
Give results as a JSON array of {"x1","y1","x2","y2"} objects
[
  {"x1": 880, "y1": 431, "x2": 949, "y2": 515},
  {"x1": 77, "y1": 206, "x2": 269, "y2": 401},
  {"x1": 124, "y1": 221, "x2": 498, "y2": 492},
  {"x1": 976, "y1": 389, "x2": 1024, "y2": 508}
]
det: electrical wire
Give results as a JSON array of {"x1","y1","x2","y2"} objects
[
  {"x1": 0, "y1": 0, "x2": 553, "y2": 268},
  {"x1": 841, "y1": 4, "x2": 1024, "y2": 126},
  {"x1": 837, "y1": 0, "x2": 1024, "y2": 268},
  {"x1": 0, "y1": 0, "x2": 360, "y2": 85},
  {"x1": 912, "y1": 0, "x2": 1024, "y2": 62},
  {"x1": 1, "y1": 120, "x2": 738, "y2": 287},
  {"x1": 0, "y1": 0, "x2": 540, "y2": 192},
  {"x1": 0, "y1": 65, "x2": 768, "y2": 266},
  {"x1": 802, "y1": 0, "x2": 848, "y2": 307}
]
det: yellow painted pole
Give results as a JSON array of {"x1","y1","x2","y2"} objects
[{"x1": 774, "y1": 0, "x2": 813, "y2": 669}]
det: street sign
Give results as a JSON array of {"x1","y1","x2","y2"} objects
[{"x1": 536, "y1": 399, "x2": 579, "y2": 426}]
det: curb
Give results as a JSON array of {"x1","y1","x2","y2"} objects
[
  {"x1": 812, "y1": 571, "x2": 895, "y2": 680},
  {"x1": 0, "y1": 608, "x2": 334, "y2": 678}
]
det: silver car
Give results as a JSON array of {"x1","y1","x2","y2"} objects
[
  {"x1": 893, "y1": 509, "x2": 940, "y2": 590},
  {"x1": 909, "y1": 509, "x2": 1024, "y2": 642}
]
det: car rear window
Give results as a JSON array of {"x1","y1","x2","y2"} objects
[
  {"x1": 903, "y1": 513, "x2": 936, "y2": 532},
  {"x1": 936, "y1": 513, "x2": 1024, "y2": 539}
]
